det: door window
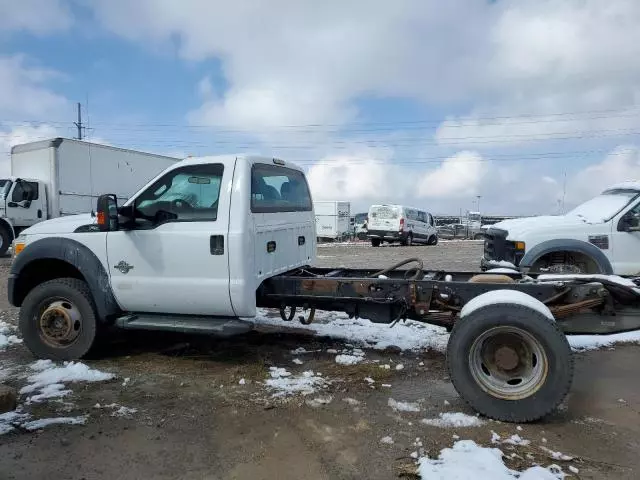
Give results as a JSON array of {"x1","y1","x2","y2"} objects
[
  {"x1": 12, "y1": 181, "x2": 38, "y2": 202},
  {"x1": 134, "y1": 164, "x2": 224, "y2": 225}
]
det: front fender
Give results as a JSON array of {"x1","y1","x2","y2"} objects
[
  {"x1": 520, "y1": 238, "x2": 613, "y2": 274},
  {"x1": 9, "y1": 237, "x2": 121, "y2": 320}
]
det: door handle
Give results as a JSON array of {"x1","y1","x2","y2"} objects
[{"x1": 210, "y1": 235, "x2": 224, "y2": 255}]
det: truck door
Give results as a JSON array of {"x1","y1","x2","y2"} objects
[
  {"x1": 610, "y1": 201, "x2": 640, "y2": 275},
  {"x1": 105, "y1": 160, "x2": 235, "y2": 316},
  {"x1": 6, "y1": 180, "x2": 46, "y2": 227}
]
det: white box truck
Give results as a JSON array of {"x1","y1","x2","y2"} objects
[
  {"x1": 0, "y1": 138, "x2": 179, "y2": 255},
  {"x1": 314, "y1": 200, "x2": 351, "y2": 241}
]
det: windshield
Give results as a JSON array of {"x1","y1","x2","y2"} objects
[
  {"x1": 567, "y1": 189, "x2": 639, "y2": 223},
  {"x1": 369, "y1": 205, "x2": 400, "y2": 220},
  {"x1": 354, "y1": 213, "x2": 367, "y2": 223}
]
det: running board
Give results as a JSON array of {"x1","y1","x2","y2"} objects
[{"x1": 115, "y1": 314, "x2": 253, "y2": 336}]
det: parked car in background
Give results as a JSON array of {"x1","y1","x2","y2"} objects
[{"x1": 367, "y1": 204, "x2": 438, "y2": 246}]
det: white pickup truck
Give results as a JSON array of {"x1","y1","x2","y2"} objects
[
  {"x1": 9, "y1": 157, "x2": 640, "y2": 423},
  {"x1": 482, "y1": 182, "x2": 640, "y2": 275}
]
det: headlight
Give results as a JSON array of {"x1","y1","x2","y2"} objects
[{"x1": 13, "y1": 235, "x2": 27, "y2": 257}]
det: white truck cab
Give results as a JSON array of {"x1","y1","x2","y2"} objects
[
  {"x1": 482, "y1": 182, "x2": 640, "y2": 275},
  {"x1": 9, "y1": 155, "x2": 316, "y2": 359}
]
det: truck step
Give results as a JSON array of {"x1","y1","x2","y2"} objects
[{"x1": 115, "y1": 314, "x2": 253, "y2": 336}]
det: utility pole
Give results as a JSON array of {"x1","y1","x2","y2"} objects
[
  {"x1": 476, "y1": 195, "x2": 482, "y2": 213},
  {"x1": 74, "y1": 102, "x2": 83, "y2": 140}
]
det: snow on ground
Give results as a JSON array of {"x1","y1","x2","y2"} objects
[
  {"x1": 0, "y1": 410, "x2": 31, "y2": 435},
  {"x1": 264, "y1": 367, "x2": 328, "y2": 397},
  {"x1": 305, "y1": 395, "x2": 333, "y2": 408},
  {"x1": 94, "y1": 403, "x2": 138, "y2": 417},
  {"x1": 20, "y1": 360, "x2": 115, "y2": 403},
  {"x1": 568, "y1": 330, "x2": 640, "y2": 351},
  {"x1": 380, "y1": 436, "x2": 394, "y2": 444},
  {"x1": 418, "y1": 440, "x2": 565, "y2": 480},
  {"x1": 539, "y1": 446, "x2": 573, "y2": 461},
  {"x1": 0, "y1": 321, "x2": 22, "y2": 350},
  {"x1": 335, "y1": 348, "x2": 366, "y2": 365},
  {"x1": 255, "y1": 309, "x2": 449, "y2": 353},
  {"x1": 501, "y1": 434, "x2": 532, "y2": 447},
  {"x1": 388, "y1": 398, "x2": 421, "y2": 413},
  {"x1": 259, "y1": 307, "x2": 640, "y2": 355},
  {"x1": 421, "y1": 412, "x2": 485, "y2": 428},
  {"x1": 21, "y1": 416, "x2": 87, "y2": 431}
]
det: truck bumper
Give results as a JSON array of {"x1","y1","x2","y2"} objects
[{"x1": 367, "y1": 230, "x2": 407, "y2": 241}]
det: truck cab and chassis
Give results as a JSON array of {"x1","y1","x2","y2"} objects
[{"x1": 8, "y1": 156, "x2": 640, "y2": 423}]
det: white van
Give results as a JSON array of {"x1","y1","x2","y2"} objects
[{"x1": 367, "y1": 204, "x2": 438, "y2": 246}]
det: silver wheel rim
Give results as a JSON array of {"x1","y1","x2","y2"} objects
[
  {"x1": 38, "y1": 298, "x2": 83, "y2": 348},
  {"x1": 469, "y1": 326, "x2": 548, "y2": 400}
]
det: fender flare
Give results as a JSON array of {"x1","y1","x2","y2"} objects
[
  {"x1": 9, "y1": 237, "x2": 121, "y2": 321},
  {"x1": 520, "y1": 238, "x2": 613, "y2": 274}
]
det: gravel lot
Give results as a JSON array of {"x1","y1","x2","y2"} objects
[{"x1": 1, "y1": 243, "x2": 640, "y2": 479}]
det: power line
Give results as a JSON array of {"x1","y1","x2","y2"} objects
[{"x1": 3, "y1": 105, "x2": 640, "y2": 132}]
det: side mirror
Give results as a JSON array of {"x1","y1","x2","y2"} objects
[{"x1": 96, "y1": 194, "x2": 119, "y2": 232}]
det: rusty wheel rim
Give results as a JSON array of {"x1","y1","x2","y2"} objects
[
  {"x1": 469, "y1": 326, "x2": 548, "y2": 400},
  {"x1": 38, "y1": 298, "x2": 82, "y2": 348}
]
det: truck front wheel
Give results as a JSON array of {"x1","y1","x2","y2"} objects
[
  {"x1": 447, "y1": 302, "x2": 572, "y2": 423},
  {"x1": 19, "y1": 278, "x2": 98, "y2": 361}
]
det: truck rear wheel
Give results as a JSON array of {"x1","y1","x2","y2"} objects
[
  {"x1": 19, "y1": 278, "x2": 98, "y2": 361},
  {"x1": 0, "y1": 226, "x2": 12, "y2": 257},
  {"x1": 447, "y1": 302, "x2": 572, "y2": 423},
  {"x1": 371, "y1": 238, "x2": 381, "y2": 247}
]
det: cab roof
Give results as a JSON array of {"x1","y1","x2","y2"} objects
[{"x1": 177, "y1": 155, "x2": 304, "y2": 172}]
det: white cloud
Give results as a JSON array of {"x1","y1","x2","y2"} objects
[
  {"x1": 0, "y1": 55, "x2": 68, "y2": 119},
  {"x1": 566, "y1": 146, "x2": 640, "y2": 202},
  {"x1": 417, "y1": 151, "x2": 487, "y2": 198},
  {"x1": 0, "y1": 124, "x2": 60, "y2": 175},
  {"x1": 306, "y1": 149, "x2": 399, "y2": 201},
  {"x1": 0, "y1": 0, "x2": 72, "y2": 34}
]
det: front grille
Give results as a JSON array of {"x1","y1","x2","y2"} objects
[{"x1": 483, "y1": 228, "x2": 519, "y2": 264}]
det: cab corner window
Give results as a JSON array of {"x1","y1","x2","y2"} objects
[
  {"x1": 134, "y1": 164, "x2": 224, "y2": 225},
  {"x1": 251, "y1": 164, "x2": 312, "y2": 213}
]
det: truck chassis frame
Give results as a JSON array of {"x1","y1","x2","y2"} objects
[{"x1": 256, "y1": 258, "x2": 640, "y2": 422}]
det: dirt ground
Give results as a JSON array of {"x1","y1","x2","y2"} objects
[{"x1": 1, "y1": 242, "x2": 639, "y2": 479}]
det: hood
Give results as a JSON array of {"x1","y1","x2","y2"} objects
[
  {"x1": 22, "y1": 214, "x2": 96, "y2": 235},
  {"x1": 490, "y1": 215, "x2": 590, "y2": 238}
]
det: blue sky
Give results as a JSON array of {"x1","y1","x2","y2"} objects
[{"x1": 2, "y1": 0, "x2": 640, "y2": 216}]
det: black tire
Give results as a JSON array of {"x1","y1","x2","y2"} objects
[
  {"x1": 446, "y1": 302, "x2": 573, "y2": 423},
  {"x1": 371, "y1": 238, "x2": 381, "y2": 247},
  {"x1": 403, "y1": 234, "x2": 413, "y2": 247},
  {"x1": 427, "y1": 235, "x2": 438, "y2": 246},
  {"x1": 0, "y1": 225, "x2": 12, "y2": 257},
  {"x1": 19, "y1": 278, "x2": 99, "y2": 361}
]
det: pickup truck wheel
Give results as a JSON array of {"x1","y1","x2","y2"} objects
[
  {"x1": 0, "y1": 226, "x2": 11, "y2": 257},
  {"x1": 447, "y1": 303, "x2": 572, "y2": 423},
  {"x1": 371, "y1": 238, "x2": 381, "y2": 247},
  {"x1": 19, "y1": 278, "x2": 98, "y2": 361}
]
